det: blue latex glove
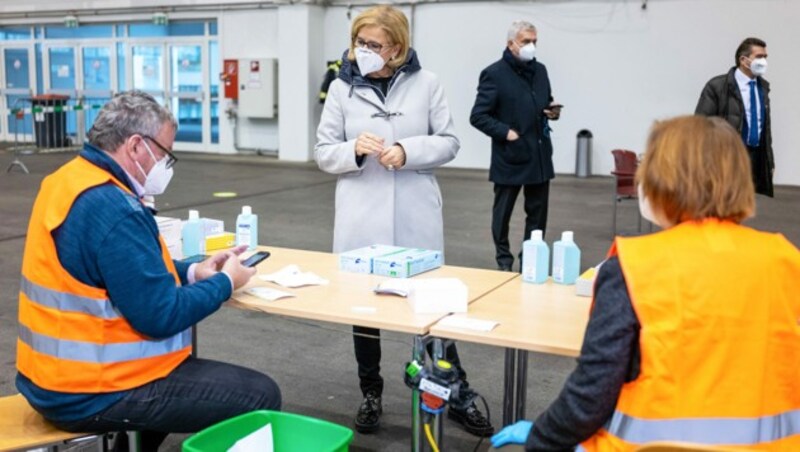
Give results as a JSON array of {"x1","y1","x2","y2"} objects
[{"x1": 490, "y1": 420, "x2": 534, "y2": 448}]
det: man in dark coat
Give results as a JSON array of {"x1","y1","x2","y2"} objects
[
  {"x1": 470, "y1": 20, "x2": 561, "y2": 272},
  {"x1": 695, "y1": 37, "x2": 773, "y2": 197}
]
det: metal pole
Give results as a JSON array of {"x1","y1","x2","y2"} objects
[
  {"x1": 514, "y1": 350, "x2": 528, "y2": 422},
  {"x1": 411, "y1": 335, "x2": 425, "y2": 452},
  {"x1": 503, "y1": 347, "x2": 517, "y2": 426}
]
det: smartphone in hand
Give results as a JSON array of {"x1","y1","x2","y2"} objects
[{"x1": 241, "y1": 251, "x2": 271, "y2": 268}]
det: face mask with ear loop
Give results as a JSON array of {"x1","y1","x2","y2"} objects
[
  {"x1": 355, "y1": 47, "x2": 387, "y2": 76},
  {"x1": 516, "y1": 42, "x2": 536, "y2": 62},
  {"x1": 135, "y1": 140, "x2": 174, "y2": 196}
]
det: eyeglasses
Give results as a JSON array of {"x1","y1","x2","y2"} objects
[
  {"x1": 142, "y1": 135, "x2": 178, "y2": 169},
  {"x1": 354, "y1": 37, "x2": 389, "y2": 54}
]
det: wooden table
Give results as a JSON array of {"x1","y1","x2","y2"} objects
[
  {"x1": 429, "y1": 277, "x2": 592, "y2": 425},
  {"x1": 227, "y1": 246, "x2": 517, "y2": 450}
]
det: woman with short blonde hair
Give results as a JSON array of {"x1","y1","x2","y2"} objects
[
  {"x1": 492, "y1": 115, "x2": 800, "y2": 450},
  {"x1": 315, "y1": 5, "x2": 493, "y2": 437}
]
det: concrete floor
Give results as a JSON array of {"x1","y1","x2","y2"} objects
[{"x1": 2, "y1": 150, "x2": 799, "y2": 451}]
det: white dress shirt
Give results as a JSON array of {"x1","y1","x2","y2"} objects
[{"x1": 734, "y1": 68, "x2": 762, "y2": 139}]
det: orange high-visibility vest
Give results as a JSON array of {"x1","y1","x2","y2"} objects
[
  {"x1": 17, "y1": 156, "x2": 191, "y2": 393},
  {"x1": 580, "y1": 219, "x2": 800, "y2": 451}
]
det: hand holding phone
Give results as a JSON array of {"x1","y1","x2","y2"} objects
[{"x1": 241, "y1": 251, "x2": 271, "y2": 268}]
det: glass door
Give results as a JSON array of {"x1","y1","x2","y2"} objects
[
  {"x1": 80, "y1": 45, "x2": 113, "y2": 133},
  {"x1": 1, "y1": 46, "x2": 34, "y2": 140},
  {"x1": 131, "y1": 44, "x2": 165, "y2": 104},
  {"x1": 168, "y1": 44, "x2": 205, "y2": 144},
  {"x1": 45, "y1": 46, "x2": 78, "y2": 142}
]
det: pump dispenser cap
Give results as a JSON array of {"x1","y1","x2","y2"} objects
[
  {"x1": 562, "y1": 231, "x2": 574, "y2": 242},
  {"x1": 242, "y1": 205, "x2": 252, "y2": 215},
  {"x1": 188, "y1": 210, "x2": 199, "y2": 220},
  {"x1": 531, "y1": 229, "x2": 543, "y2": 241}
]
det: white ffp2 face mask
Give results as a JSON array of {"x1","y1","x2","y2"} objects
[
  {"x1": 749, "y1": 57, "x2": 768, "y2": 76},
  {"x1": 355, "y1": 47, "x2": 386, "y2": 76},
  {"x1": 136, "y1": 140, "x2": 174, "y2": 196},
  {"x1": 518, "y1": 43, "x2": 536, "y2": 62}
]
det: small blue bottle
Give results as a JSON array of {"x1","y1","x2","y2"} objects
[
  {"x1": 522, "y1": 229, "x2": 549, "y2": 284},
  {"x1": 552, "y1": 231, "x2": 581, "y2": 285},
  {"x1": 236, "y1": 205, "x2": 258, "y2": 251},
  {"x1": 182, "y1": 209, "x2": 205, "y2": 258}
]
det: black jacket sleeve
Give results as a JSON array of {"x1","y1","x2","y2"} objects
[
  {"x1": 695, "y1": 78, "x2": 721, "y2": 116},
  {"x1": 526, "y1": 256, "x2": 641, "y2": 451},
  {"x1": 470, "y1": 67, "x2": 511, "y2": 141}
]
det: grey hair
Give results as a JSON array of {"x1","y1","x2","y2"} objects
[
  {"x1": 507, "y1": 20, "x2": 537, "y2": 41},
  {"x1": 87, "y1": 90, "x2": 177, "y2": 152}
]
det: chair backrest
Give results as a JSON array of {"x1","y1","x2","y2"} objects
[
  {"x1": 635, "y1": 441, "x2": 749, "y2": 452},
  {"x1": 612, "y1": 149, "x2": 638, "y2": 175}
]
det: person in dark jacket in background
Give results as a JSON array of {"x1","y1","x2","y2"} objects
[
  {"x1": 470, "y1": 20, "x2": 561, "y2": 272},
  {"x1": 695, "y1": 37, "x2": 773, "y2": 197}
]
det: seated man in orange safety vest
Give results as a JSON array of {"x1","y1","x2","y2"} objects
[
  {"x1": 491, "y1": 115, "x2": 800, "y2": 450},
  {"x1": 16, "y1": 90, "x2": 281, "y2": 450}
]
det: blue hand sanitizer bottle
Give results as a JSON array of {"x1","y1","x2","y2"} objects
[
  {"x1": 236, "y1": 205, "x2": 258, "y2": 251},
  {"x1": 522, "y1": 229, "x2": 549, "y2": 284},
  {"x1": 182, "y1": 209, "x2": 205, "y2": 258},
  {"x1": 552, "y1": 231, "x2": 581, "y2": 285}
]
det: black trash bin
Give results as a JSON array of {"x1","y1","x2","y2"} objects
[
  {"x1": 31, "y1": 94, "x2": 69, "y2": 149},
  {"x1": 575, "y1": 129, "x2": 593, "y2": 178}
]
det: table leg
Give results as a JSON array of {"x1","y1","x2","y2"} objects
[
  {"x1": 412, "y1": 335, "x2": 425, "y2": 452},
  {"x1": 503, "y1": 348, "x2": 517, "y2": 426},
  {"x1": 514, "y1": 350, "x2": 528, "y2": 422}
]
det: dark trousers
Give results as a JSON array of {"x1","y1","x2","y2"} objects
[
  {"x1": 492, "y1": 182, "x2": 550, "y2": 269},
  {"x1": 353, "y1": 326, "x2": 467, "y2": 397},
  {"x1": 52, "y1": 357, "x2": 281, "y2": 451}
]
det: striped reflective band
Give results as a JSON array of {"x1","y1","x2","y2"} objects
[
  {"x1": 21, "y1": 276, "x2": 121, "y2": 320},
  {"x1": 19, "y1": 324, "x2": 191, "y2": 364},
  {"x1": 605, "y1": 409, "x2": 800, "y2": 444}
]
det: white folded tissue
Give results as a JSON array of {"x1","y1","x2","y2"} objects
[
  {"x1": 375, "y1": 278, "x2": 468, "y2": 314},
  {"x1": 227, "y1": 423, "x2": 273, "y2": 452},
  {"x1": 245, "y1": 286, "x2": 295, "y2": 302},
  {"x1": 259, "y1": 265, "x2": 329, "y2": 288}
]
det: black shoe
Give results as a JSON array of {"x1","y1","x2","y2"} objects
[
  {"x1": 448, "y1": 403, "x2": 495, "y2": 437},
  {"x1": 498, "y1": 265, "x2": 513, "y2": 272},
  {"x1": 354, "y1": 391, "x2": 382, "y2": 434}
]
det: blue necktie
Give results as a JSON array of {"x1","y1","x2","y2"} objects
[{"x1": 747, "y1": 80, "x2": 759, "y2": 147}]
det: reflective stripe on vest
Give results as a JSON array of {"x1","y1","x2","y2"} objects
[
  {"x1": 580, "y1": 220, "x2": 800, "y2": 451},
  {"x1": 17, "y1": 156, "x2": 190, "y2": 393},
  {"x1": 605, "y1": 409, "x2": 800, "y2": 445},
  {"x1": 19, "y1": 324, "x2": 191, "y2": 363},
  {"x1": 20, "y1": 275, "x2": 121, "y2": 320}
]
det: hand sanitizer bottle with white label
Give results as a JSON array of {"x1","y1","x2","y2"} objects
[
  {"x1": 552, "y1": 231, "x2": 581, "y2": 285},
  {"x1": 522, "y1": 229, "x2": 550, "y2": 284},
  {"x1": 236, "y1": 205, "x2": 258, "y2": 250}
]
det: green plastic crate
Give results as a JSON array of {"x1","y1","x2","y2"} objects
[{"x1": 182, "y1": 410, "x2": 353, "y2": 452}]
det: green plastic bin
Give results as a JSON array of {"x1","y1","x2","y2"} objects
[{"x1": 182, "y1": 410, "x2": 353, "y2": 452}]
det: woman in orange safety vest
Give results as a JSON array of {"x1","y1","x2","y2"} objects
[{"x1": 491, "y1": 115, "x2": 800, "y2": 450}]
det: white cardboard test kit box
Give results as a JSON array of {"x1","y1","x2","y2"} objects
[
  {"x1": 339, "y1": 244, "x2": 405, "y2": 274},
  {"x1": 373, "y1": 248, "x2": 444, "y2": 278},
  {"x1": 407, "y1": 278, "x2": 468, "y2": 314},
  {"x1": 155, "y1": 216, "x2": 183, "y2": 259}
]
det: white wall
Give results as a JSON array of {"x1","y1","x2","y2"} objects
[
  {"x1": 219, "y1": 9, "x2": 279, "y2": 153},
  {"x1": 322, "y1": 0, "x2": 799, "y2": 186},
  {"x1": 5, "y1": 0, "x2": 798, "y2": 185}
]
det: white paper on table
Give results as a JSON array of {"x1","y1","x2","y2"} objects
[
  {"x1": 374, "y1": 279, "x2": 412, "y2": 297},
  {"x1": 227, "y1": 423, "x2": 273, "y2": 452},
  {"x1": 245, "y1": 286, "x2": 295, "y2": 302},
  {"x1": 437, "y1": 315, "x2": 499, "y2": 332},
  {"x1": 258, "y1": 264, "x2": 329, "y2": 288}
]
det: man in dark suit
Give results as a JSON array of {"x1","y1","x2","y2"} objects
[
  {"x1": 695, "y1": 37, "x2": 773, "y2": 197},
  {"x1": 470, "y1": 20, "x2": 561, "y2": 272}
]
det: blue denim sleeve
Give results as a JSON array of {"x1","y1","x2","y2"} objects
[
  {"x1": 525, "y1": 256, "x2": 641, "y2": 450},
  {"x1": 173, "y1": 259, "x2": 191, "y2": 286}
]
